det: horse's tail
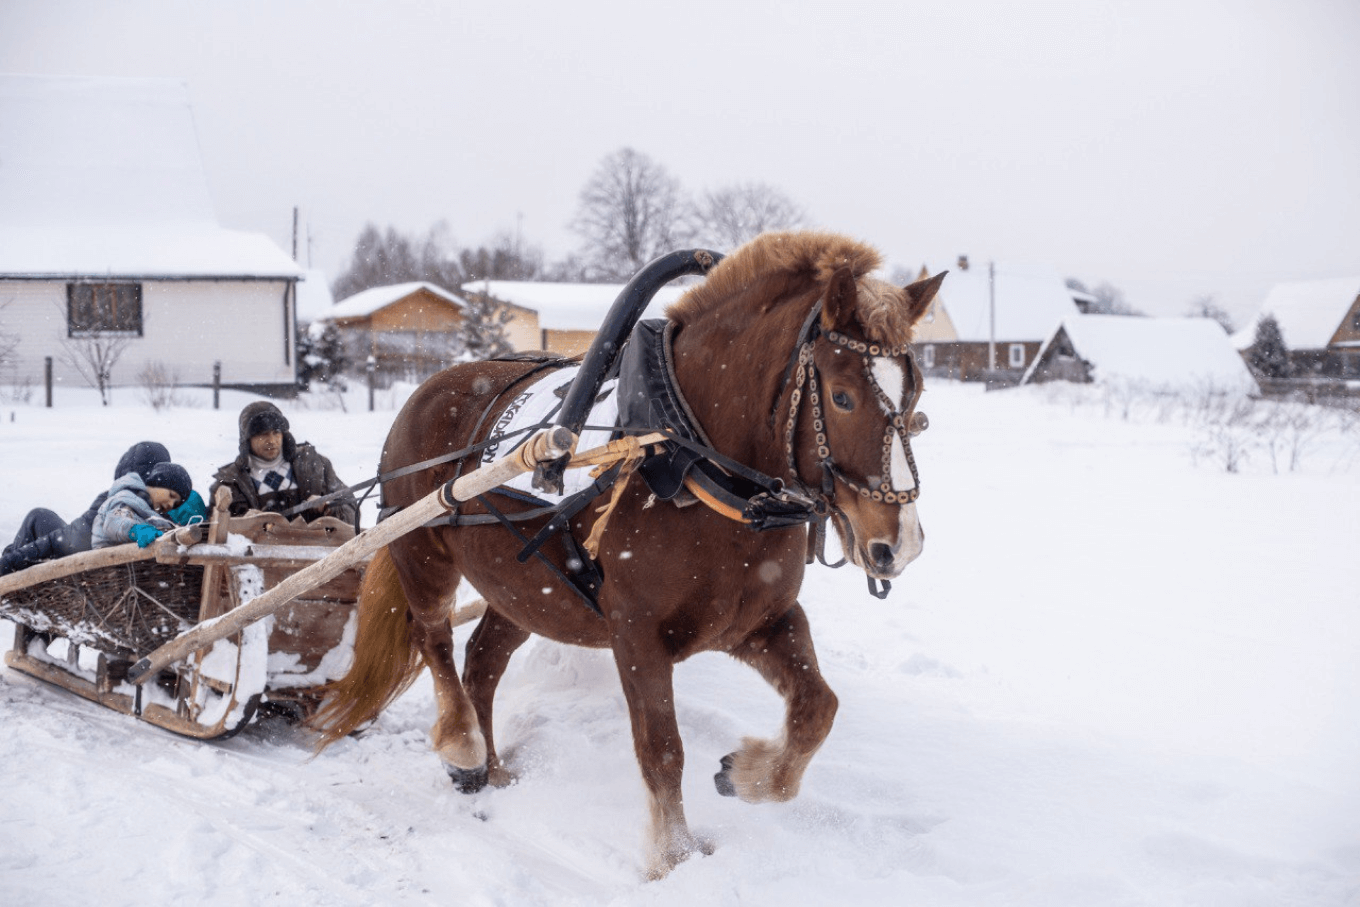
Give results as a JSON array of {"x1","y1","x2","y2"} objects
[{"x1": 309, "y1": 546, "x2": 423, "y2": 748}]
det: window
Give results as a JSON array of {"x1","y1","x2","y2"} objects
[
  {"x1": 67, "y1": 283, "x2": 142, "y2": 336},
  {"x1": 1008, "y1": 343, "x2": 1026, "y2": 368},
  {"x1": 922, "y1": 344, "x2": 936, "y2": 368}
]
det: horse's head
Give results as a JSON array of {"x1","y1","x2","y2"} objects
[{"x1": 787, "y1": 267, "x2": 944, "y2": 580}]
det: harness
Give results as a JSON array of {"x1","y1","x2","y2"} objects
[{"x1": 301, "y1": 253, "x2": 928, "y2": 609}]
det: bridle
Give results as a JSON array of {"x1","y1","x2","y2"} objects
[{"x1": 776, "y1": 300, "x2": 928, "y2": 594}]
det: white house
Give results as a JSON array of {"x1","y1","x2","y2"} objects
[
  {"x1": 461, "y1": 280, "x2": 689, "y2": 356},
  {"x1": 0, "y1": 74, "x2": 304, "y2": 395},
  {"x1": 1022, "y1": 314, "x2": 1260, "y2": 394}
]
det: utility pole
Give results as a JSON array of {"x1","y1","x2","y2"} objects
[
  {"x1": 988, "y1": 260, "x2": 996, "y2": 372},
  {"x1": 291, "y1": 206, "x2": 299, "y2": 261}
]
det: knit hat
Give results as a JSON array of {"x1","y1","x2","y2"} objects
[
  {"x1": 145, "y1": 463, "x2": 193, "y2": 503},
  {"x1": 114, "y1": 441, "x2": 171, "y2": 482}
]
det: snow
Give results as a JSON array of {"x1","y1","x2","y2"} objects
[
  {"x1": 462, "y1": 280, "x2": 690, "y2": 331},
  {"x1": 1232, "y1": 277, "x2": 1360, "y2": 351},
  {"x1": 1026, "y1": 314, "x2": 1260, "y2": 393},
  {"x1": 0, "y1": 74, "x2": 299, "y2": 278},
  {"x1": 2, "y1": 380, "x2": 1358, "y2": 905}
]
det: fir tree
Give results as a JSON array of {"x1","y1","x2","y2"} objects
[
  {"x1": 456, "y1": 294, "x2": 514, "y2": 361},
  {"x1": 1245, "y1": 314, "x2": 1291, "y2": 378},
  {"x1": 297, "y1": 321, "x2": 350, "y2": 390}
]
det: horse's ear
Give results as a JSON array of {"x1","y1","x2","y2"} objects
[
  {"x1": 903, "y1": 271, "x2": 947, "y2": 326},
  {"x1": 821, "y1": 267, "x2": 858, "y2": 332}
]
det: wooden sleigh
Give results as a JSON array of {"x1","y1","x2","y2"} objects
[{"x1": 0, "y1": 489, "x2": 374, "y2": 739}]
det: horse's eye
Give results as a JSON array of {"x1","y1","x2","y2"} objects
[
  {"x1": 831, "y1": 391, "x2": 854, "y2": 411},
  {"x1": 908, "y1": 411, "x2": 929, "y2": 435}
]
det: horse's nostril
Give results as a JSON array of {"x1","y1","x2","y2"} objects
[{"x1": 869, "y1": 542, "x2": 895, "y2": 568}]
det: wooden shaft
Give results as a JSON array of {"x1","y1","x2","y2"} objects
[{"x1": 126, "y1": 427, "x2": 577, "y2": 685}]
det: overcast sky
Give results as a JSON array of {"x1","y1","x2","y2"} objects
[{"x1": 3, "y1": 0, "x2": 1357, "y2": 320}]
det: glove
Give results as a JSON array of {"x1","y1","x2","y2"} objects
[
  {"x1": 129, "y1": 524, "x2": 165, "y2": 548},
  {"x1": 167, "y1": 490, "x2": 208, "y2": 526}
]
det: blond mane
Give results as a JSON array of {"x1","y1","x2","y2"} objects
[{"x1": 666, "y1": 231, "x2": 914, "y2": 346}]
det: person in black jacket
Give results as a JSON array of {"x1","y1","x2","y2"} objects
[
  {"x1": 209, "y1": 401, "x2": 357, "y2": 526},
  {"x1": 0, "y1": 441, "x2": 172, "y2": 576}
]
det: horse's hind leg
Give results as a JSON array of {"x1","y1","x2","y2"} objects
[
  {"x1": 462, "y1": 605, "x2": 530, "y2": 788},
  {"x1": 388, "y1": 534, "x2": 488, "y2": 792},
  {"x1": 718, "y1": 602, "x2": 838, "y2": 803}
]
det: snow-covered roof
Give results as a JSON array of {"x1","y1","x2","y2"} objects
[
  {"x1": 1230, "y1": 277, "x2": 1360, "y2": 351},
  {"x1": 327, "y1": 282, "x2": 466, "y2": 320},
  {"x1": 1026, "y1": 314, "x2": 1259, "y2": 393},
  {"x1": 931, "y1": 264, "x2": 1081, "y2": 342},
  {"x1": 295, "y1": 269, "x2": 335, "y2": 323},
  {"x1": 0, "y1": 73, "x2": 300, "y2": 279},
  {"x1": 462, "y1": 280, "x2": 689, "y2": 331}
]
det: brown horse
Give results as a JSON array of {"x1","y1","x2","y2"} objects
[{"x1": 312, "y1": 231, "x2": 944, "y2": 879}]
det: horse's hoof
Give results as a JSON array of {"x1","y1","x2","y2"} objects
[
  {"x1": 714, "y1": 753, "x2": 737, "y2": 797},
  {"x1": 446, "y1": 764, "x2": 489, "y2": 794}
]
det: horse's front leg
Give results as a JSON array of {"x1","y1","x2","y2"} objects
[
  {"x1": 389, "y1": 535, "x2": 487, "y2": 792},
  {"x1": 717, "y1": 602, "x2": 838, "y2": 803},
  {"x1": 611, "y1": 632, "x2": 712, "y2": 880}
]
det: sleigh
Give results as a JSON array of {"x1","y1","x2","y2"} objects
[{"x1": 0, "y1": 490, "x2": 374, "y2": 739}]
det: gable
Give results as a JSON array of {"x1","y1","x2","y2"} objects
[
  {"x1": 1233, "y1": 277, "x2": 1360, "y2": 351},
  {"x1": 931, "y1": 265, "x2": 1080, "y2": 343},
  {"x1": 369, "y1": 290, "x2": 464, "y2": 332}
]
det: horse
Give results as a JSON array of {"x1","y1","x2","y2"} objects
[{"x1": 311, "y1": 231, "x2": 944, "y2": 879}]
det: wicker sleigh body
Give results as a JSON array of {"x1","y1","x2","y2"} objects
[{"x1": 1, "y1": 503, "x2": 366, "y2": 740}]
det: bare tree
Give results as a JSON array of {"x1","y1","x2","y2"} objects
[
  {"x1": 1186, "y1": 294, "x2": 1236, "y2": 333},
  {"x1": 331, "y1": 221, "x2": 466, "y2": 300},
  {"x1": 688, "y1": 182, "x2": 806, "y2": 251},
  {"x1": 61, "y1": 334, "x2": 131, "y2": 406},
  {"x1": 570, "y1": 147, "x2": 689, "y2": 280},
  {"x1": 460, "y1": 229, "x2": 545, "y2": 282},
  {"x1": 1089, "y1": 282, "x2": 1143, "y2": 316}
]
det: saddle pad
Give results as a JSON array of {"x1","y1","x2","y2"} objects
[{"x1": 480, "y1": 365, "x2": 619, "y2": 501}]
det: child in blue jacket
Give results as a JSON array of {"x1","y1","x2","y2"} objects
[{"x1": 91, "y1": 462, "x2": 197, "y2": 549}]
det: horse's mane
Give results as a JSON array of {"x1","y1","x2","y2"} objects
[{"x1": 667, "y1": 231, "x2": 913, "y2": 346}]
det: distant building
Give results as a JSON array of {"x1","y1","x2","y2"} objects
[
  {"x1": 461, "y1": 281, "x2": 690, "y2": 356},
  {"x1": 1023, "y1": 314, "x2": 1259, "y2": 394},
  {"x1": 320, "y1": 282, "x2": 537, "y2": 385},
  {"x1": 0, "y1": 74, "x2": 303, "y2": 395},
  {"x1": 1231, "y1": 277, "x2": 1360, "y2": 379},
  {"x1": 910, "y1": 262, "x2": 1083, "y2": 382}
]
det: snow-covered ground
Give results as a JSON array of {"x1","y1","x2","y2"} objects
[{"x1": 1, "y1": 378, "x2": 1357, "y2": 906}]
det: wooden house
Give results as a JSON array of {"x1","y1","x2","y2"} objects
[
  {"x1": 0, "y1": 74, "x2": 304, "y2": 396},
  {"x1": 461, "y1": 280, "x2": 689, "y2": 356},
  {"x1": 909, "y1": 262, "x2": 1082, "y2": 383},
  {"x1": 321, "y1": 282, "x2": 538, "y2": 385},
  {"x1": 1022, "y1": 314, "x2": 1259, "y2": 394},
  {"x1": 1231, "y1": 277, "x2": 1360, "y2": 379}
]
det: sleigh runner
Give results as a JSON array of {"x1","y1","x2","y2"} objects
[{"x1": 0, "y1": 490, "x2": 384, "y2": 739}]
